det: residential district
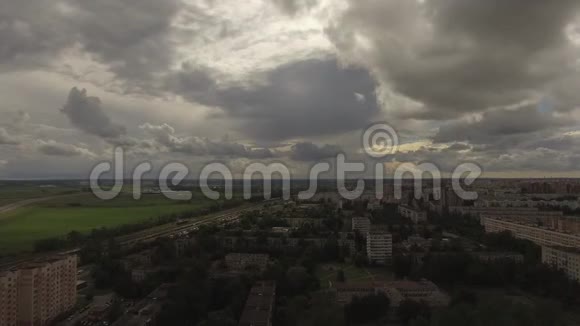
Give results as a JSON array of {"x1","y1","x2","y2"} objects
[{"x1": 2, "y1": 179, "x2": 580, "y2": 325}]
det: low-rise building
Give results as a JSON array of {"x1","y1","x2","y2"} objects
[
  {"x1": 398, "y1": 205, "x2": 427, "y2": 224},
  {"x1": 332, "y1": 279, "x2": 448, "y2": 308},
  {"x1": 175, "y1": 237, "x2": 195, "y2": 257},
  {"x1": 471, "y1": 251, "x2": 524, "y2": 263},
  {"x1": 542, "y1": 246, "x2": 580, "y2": 281},
  {"x1": 225, "y1": 253, "x2": 269, "y2": 272},
  {"x1": 238, "y1": 281, "x2": 276, "y2": 326},
  {"x1": 120, "y1": 249, "x2": 155, "y2": 271}
]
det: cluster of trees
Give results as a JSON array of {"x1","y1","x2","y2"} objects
[
  {"x1": 156, "y1": 259, "x2": 253, "y2": 326},
  {"x1": 394, "y1": 251, "x2": 580, "y2": 306},
  {"x1": 409, "y1": 295, "x2": 566, "y2": 326}
]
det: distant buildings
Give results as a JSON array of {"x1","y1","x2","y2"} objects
[
  {"x1": 542, "y1": 246, "x2": 580, "y2": 281},
  {"x1": 238, "y1": 281, "x2": 276, "y2": 326},
  {"x1": 449, "y1": 206, "x2": 562, "y2": 219},
  {"x1": 481, "y1": 216, "x2": 580, "y2": 248},
  {"x1": 366, "y1": 230, "x2": 392, "y2": 265},
  {"x1": 0, "y1": 255, "x2": 77, "y2": 326},
  {"x1": 398, "y1": 205, "x2": 427, "y2": 224},
  {"x1": 352, "y1": 217, "x2": 371, "y2": 236}
]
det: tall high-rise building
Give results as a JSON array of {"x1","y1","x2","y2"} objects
[
  {"x1": 366, "y1": 230, "x2": 392, "y2": 265},
  {"x1": 0, "y1": 255, "x2": 77, "y2": 326}
]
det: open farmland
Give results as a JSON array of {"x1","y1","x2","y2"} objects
[{"x1": 0, "y1": 192, "x2": 218, "y2": 253}]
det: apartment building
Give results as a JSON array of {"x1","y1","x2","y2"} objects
[
  {"x1": 481, "y1": 216, "x2": 580, "y2": 248},
  {"x1": 398, "y1": 205, "x2": 427, "y2": 224},
  {"x1": 366, "y1": 230, "x2": 392, "y2": 265},
  {"x1": 238, "y1": 281, "x2": 276, "y2": 326},
  {"x1": 225, "y1": 253, "x2": 269, "y2": 272},
  {"x1": 542, "y1": 246, "x2": 580, "y2": 281},
  {"x1": 450, "y1": 206, "x2": 563, "y2": 219},
  {"x1": 352, "y1": 217, "x2": 371, "y2": 236},
  {"x1": 0, "y1": 255, "x2": 77, "y2": 326}
]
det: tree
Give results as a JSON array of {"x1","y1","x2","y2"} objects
[
  {"x1": 344, "y1": 293, "x2": 390, "y2": 324},
  {"x1": 397, "y1": 300, "x2": 431, "y2": 325},
  {"x1": 336, "y1": 269, "x2": 346, "y2": 283}
]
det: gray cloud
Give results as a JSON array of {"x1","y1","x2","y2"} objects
[
  {"x1": 327, "y1": 0, "x2": 580, "y2": 120},
  {"x1": 0, "y1": 127, "x2": 19, "y2": 145},
  {"x1": 61, "y1": 87, "x2": 126, "y2": 139},
  {"x1": 139, "y1": 123, "x2": 274, "y2": 159},
  {"x1": 289, "y1": 141, "x2": 341, "y2": 161},
  {"x1": 433, "y1": 105, "x2": 572, "y2": 144},
  {"x1": 171, "y1": 58, "x2": 380, "y2": 140},
  {"x1": 0, "y1": 0, "x2": 180, "y2": 88},
  {"x1": 35, "y1": 139, "x2": 96, "y2": 158},
  {"x1": 445, "y1": 143, "x2": 471, "y2": 152}
]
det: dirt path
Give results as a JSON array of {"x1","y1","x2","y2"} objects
[{"x1": 0, "y1": 193, "x2": 85, "y2": 217}]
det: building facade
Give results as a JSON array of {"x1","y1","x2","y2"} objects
[
  {"x1": 352, "y1": 217, "x2": 371, "y2": 236},
  {"x1": 481, "y1": 216, "x2": 580, "y2": 248},
  {"x1": 542, "y1": 246, "x2": 580, "y2": 281},
  {"x1": 238, "y1": 281, "x2": 276, "y2": 326},
  {"x1": 366, "y1": 230, "x2": 392, "y2": 265},
  {"x1": 0, "y1": 255, "x2": 77, "y2": 326}
]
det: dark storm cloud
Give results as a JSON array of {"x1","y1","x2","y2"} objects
[
  {"x1": 0, "y1": 1, "x2": 71, "y2": 70},
  {"x1": 171, "y1": 58, "x2": 380, "y2": 140},
  {"x1": 433, "y1": 105, "x2": 572, "y2": 144},
  {"x1": 327, "y1": 0, "x2": 580, "y2": 120},
  {"x1": 61, "y1": 87, "x2": 126, "y2": 139},
  {"x1": 0, "y1": 0, "x2": 180, "y2": 83},
  {"x1": 289, "y1": 142, "x2": 342, "y2": 161},
  {"x1": 69, "y1": 0, "x2": 180, "y2": 83},
  {"x1": 0, "y1": 128, "x2": 19, "y2": 145},
  {"x1": 139, "y1": 123, "x2": 274, "y2": 159}
]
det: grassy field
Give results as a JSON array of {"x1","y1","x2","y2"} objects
[
  {"x1": 316, "y1": 263, "x2": 395, "y2": 288},
  {"x1": 0, "y1": 192, "x2": 217, "y2": 253}
]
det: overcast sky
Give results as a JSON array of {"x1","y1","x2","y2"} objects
[{"x1": 2, "y1": 0, "x2": 580, "y2": 179}]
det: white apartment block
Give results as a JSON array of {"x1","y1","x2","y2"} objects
[
  {"x1": 367, "y1": 230, "x2": 392, "y2": 265},
  {"x1": 0, "y1": 255, "x2": 77, "y2": 326},
  {"x1": 398, "y1": 205, "x2": 427, "y2": 224},
  {"x1": 542, "y1": 246, "x2": 580, "y2": 281},
  {"x1": 352, "y1": 217, "x2": 371, "y2": 236},
  {"x1": 481, "y1": 216, "x2": 580, "y2": 248}
]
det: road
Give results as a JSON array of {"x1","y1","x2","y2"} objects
[
  {"x1": 117, "y1": 201, "x2": 271, "y2": 247},
  {"x1": 0, "y1": 193, "x2": 85, "y2": 216}
]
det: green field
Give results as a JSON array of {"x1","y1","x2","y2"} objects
[
  {"x1": 316, "y1": 263, "x2": 395, "y2": 288},
  {"x1": 0, "y1": 192, "x2": 216, "y2": 253}
]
